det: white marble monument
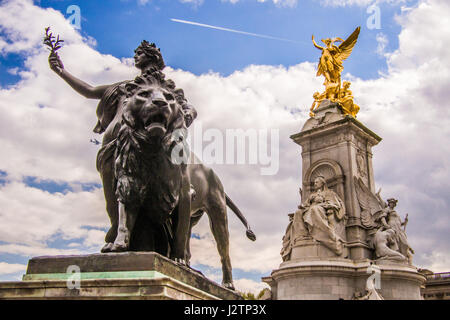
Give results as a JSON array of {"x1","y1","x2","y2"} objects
[{"x1": 263, "y1": 101, "x2": 425, "y2": 300}]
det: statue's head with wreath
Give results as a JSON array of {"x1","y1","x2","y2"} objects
[{"x1": 134, "y1": 40, "x2": 165, "y2": 71}]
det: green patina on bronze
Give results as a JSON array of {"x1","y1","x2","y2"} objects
[{"x1": 22, "y1": 270, "x2": 166, "y2": 281}]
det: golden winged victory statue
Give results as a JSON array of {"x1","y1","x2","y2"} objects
[{"x1": 310, "y1": 26, "x2": 361, "y2": 118}]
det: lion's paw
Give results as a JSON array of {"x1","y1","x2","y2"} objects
[
  {"x1": 100, "y1": 242, "x2": 114, "y2": 253},
  {"x1": 223, "y1": 282, "x2": 235, "y2": 291},
  {"x1": 174, "y1": 258, "x2": 187, "y2": 266},
  {"x1": 111, "y1": 242, "x2": 128, "y2": 252}
]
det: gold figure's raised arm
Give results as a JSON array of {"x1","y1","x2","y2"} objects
[
  {"x1": 312, "y1": 35, "x2": 324, "y2": 51},
  {"x1": 335, "y1": 26, "x2": 361, "y2": 63}
]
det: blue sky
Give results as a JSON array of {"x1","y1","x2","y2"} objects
[
  {"x1": 1, "y1": 0, "x2": 406, "y2": 85},
  {"x1": 2, "y1": 0, "x2": 450, "y2": 295}
]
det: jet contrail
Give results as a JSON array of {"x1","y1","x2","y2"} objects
[{"x1": 171, "y1": 18, "x2": 306, "y2": 45}]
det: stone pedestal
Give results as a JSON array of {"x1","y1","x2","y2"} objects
[
  {"x1": 291, "y1": 239, "x2": 349, "y2": 260},
  {"x1": 0, "y1": 252, "x2": 242, "y2": 300},
  {"x1": 263, "y1": 259, "x2": 425, "y2": 300}
]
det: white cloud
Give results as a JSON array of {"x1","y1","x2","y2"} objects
[
  {"x1": 144, "y1": 0, "x2": 410, "y2": 8},
  {"x1": 0, "y1": 180, "x2": 108, "y2": 249},
  {"x1": 319, "y1": 0, "x2": 409, "y2": 7},
  {"x1": 319, "y1": 0, "x2": 371, "y2": 6},
  {"x1": 376, "y1": 32, "x2": 389, "y2": 56},
  {"x1": 0, "y1": 262, "x2": 27, "y2": 275},
  {"x1": 263, "y1": 0, "x2": 299, "y2": 7},
  {"x1": 0, "y1": 0, "x2": 81, "y2": 54},
  {"x1": 348, "y1": 0, "x2": 450, "y2": 270},
  {"x1": 234, "y1": 278, "x2": 269, "y2": 295},
  {"x1": 180, "y1": 0, "x2": 205, "y2": 6},
  {"x1": 420, "y1": 251, "x2": 450, "y2": 273},
  {"x1": 137, "y1": 0, "x2": 205, "y2": 6},
  {"x1": 223, "y1": 0, "x2": 299, "y2": 7},
  {"x1": 223, "y1": 0, "x2": 413, "y2": 7},
  {"x1": 0, "y1": 0, "x2": 136, "y2": 183},
  {"x1": 0, "y1": 243, "x2": 85, "y2": 257}
]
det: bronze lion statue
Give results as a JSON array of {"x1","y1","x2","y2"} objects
[
  {"x1": 110, "y1": 76, "x2": 255, "y2": 289},
  {"x1": 48, "y1": 38, "x2": 255, "y2": 290}
]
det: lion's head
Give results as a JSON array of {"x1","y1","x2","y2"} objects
[
  {"x1": 123, "y1": 80, "x2": 184, "y2": 134},
  {"x1": 114, "y1": 77, "x2": 187, "y2": 208}
]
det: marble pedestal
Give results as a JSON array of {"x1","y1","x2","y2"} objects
[
  {"x1": 291, "y1": 239, "x2": 349, "y2": 260},
  {"x1": 0, "y1": 252, "x2": 241, "y2": 300},
  {"x1": 263, "y1": 258, "x2": 425, "y2": 300}
]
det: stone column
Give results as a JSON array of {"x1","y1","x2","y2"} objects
[{"x1": 290, "y1": 101, "x2": 381, "y2": 260}]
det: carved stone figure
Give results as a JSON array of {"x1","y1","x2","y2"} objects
[
  {"x1": 373, "y1": 229, "x2": 407, "y2": 261},
  {"x1": 281, "y1": 213, "x2": 294, "y2": 262},
  {"x1": 292, "y1": 176, "x2": 346, "y2": 256},
  {"x1": 353, "y1": 265, "x2": 384, "y2": 300},
  {"x1": 354, "y1": 177, "x2": 414, "y2": 263},
  {"x1": 46, "y1": 30, "x2": 255, "y2": 289},
  {"x1": 378, "y1": 198, "x2": 414, "y2": 263},
  {"x1": 356, "y1": 148, "x2": 366, "y2": 178}
]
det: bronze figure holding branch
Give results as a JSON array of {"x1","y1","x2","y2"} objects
[{"x1": 44, "y1": 28, "x2": 255, "y2": 289}]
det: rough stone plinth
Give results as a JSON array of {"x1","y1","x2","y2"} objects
[{"x1": 0, "y1": 252, "x2": 242, "y2": 300}]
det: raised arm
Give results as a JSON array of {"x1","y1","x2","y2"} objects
[
  {"x1": 312, "y1": 35, "x2": 323, "y2": 51},
  {"x1": 49, "y1": 53, "x2": 110, "y2": 99}
]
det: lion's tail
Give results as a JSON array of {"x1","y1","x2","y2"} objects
[{"x1": 225, "y1": 194, "x2": 256, "y2": 241}]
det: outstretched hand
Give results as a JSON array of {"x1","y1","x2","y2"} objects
[
  {"x1": 403, "y1": 213, "x2": 409, "y2": 226},
  {"x1": 48, "y1": 53, "x2": 64, "y2": 74}
]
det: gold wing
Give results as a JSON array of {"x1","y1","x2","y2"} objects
[{"x1": 336, "y1": 26, "x2": 361, "y2": 63}]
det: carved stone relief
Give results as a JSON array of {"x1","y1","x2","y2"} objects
[{"x1": 356, "y1": 148, "x2": 367, "y2": 178}]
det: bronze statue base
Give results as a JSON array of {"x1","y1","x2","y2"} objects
[{"x1": 0, "y1": 252, "x2": 242, "y2": 300}]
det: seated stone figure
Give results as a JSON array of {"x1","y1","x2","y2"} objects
[{"x1": 291, "y1": 176, "x2": 346, "y2": 256}]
